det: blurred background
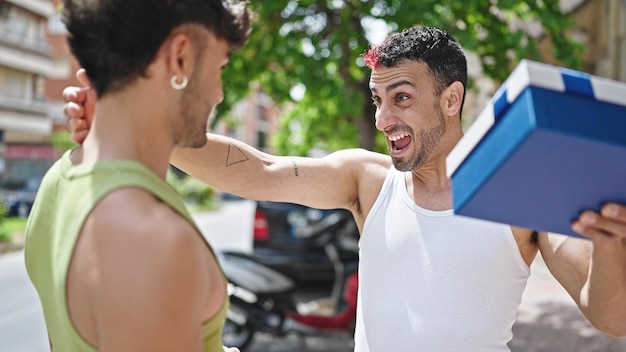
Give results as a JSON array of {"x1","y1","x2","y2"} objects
[{"x1": 0, "y1": 1, "x2": 625, "y2": 351}]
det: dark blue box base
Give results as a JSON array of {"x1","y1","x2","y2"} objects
[{"x1": 452, "y1": 87, "x2": 626, "y2": 237}]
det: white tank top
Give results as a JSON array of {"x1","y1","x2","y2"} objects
[{"x1": 355, "y1": 167, "x2": 530, "y2": 352}]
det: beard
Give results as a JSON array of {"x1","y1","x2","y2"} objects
[
  {"x1": 176, "y1": 76, "x2": 211, "y2": 149},
  {"x1": 392, "y1": 104, "x2": 446, "y2": 172}
]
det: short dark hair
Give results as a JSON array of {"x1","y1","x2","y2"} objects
[
  {"x1": 363, "y1": 26, "x2": 467, "y2": 113},
  {"x1": 63, "y1": 0, "x2": 251, "y2": 96}
]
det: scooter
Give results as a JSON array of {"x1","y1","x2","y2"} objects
[{"x1": 217, "y1": 210, "x2": 359, "y2": 351}]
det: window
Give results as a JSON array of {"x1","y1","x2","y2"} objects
[
  {"x1": 2, "y1": 70, "x2": 27, "y2": 99},
  {"x1": 48, "y1": 11, "x2": 66, "y2": 34}
]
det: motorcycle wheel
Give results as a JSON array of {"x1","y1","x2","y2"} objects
[{"x1": 222, "y1": 307, "x2": 255, "y2": 351}]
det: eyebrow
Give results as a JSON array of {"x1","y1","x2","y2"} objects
[{"x1": 370, "y1": 80, "x2": 416, "y2": 93}]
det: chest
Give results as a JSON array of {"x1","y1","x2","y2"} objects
[{"x1": 361, "y1": 201, "x2": 520, "y2": 275}]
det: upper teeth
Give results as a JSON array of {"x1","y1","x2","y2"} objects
[{"x1": 389, "y1": 133, "x2": 409, "y2": 142}]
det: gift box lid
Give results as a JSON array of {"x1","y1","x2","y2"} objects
[
  {"x1": 447, "y1": 59, "x2": 626, "y2": 177},
  {"x1": 446, "y1": 59, "x2": 626, "y2": 237}
]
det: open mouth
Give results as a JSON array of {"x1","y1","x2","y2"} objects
[{"x1": 389, "y1": 133, "x2": 412, "y2": 152}]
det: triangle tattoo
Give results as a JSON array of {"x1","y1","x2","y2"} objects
[{"x1": 226, "y1": 143, "x2": 250, "y2": 166}]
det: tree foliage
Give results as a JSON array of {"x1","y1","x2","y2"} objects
[
  {"x1": 218, "y1": 0, "x2": 582, "y2": 155},
  {"x1": 51, "y1": 130, "x2": 78, "y2": 153}
]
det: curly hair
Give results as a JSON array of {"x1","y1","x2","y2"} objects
[
  {"x1": 63, "y1": 0, "x2": 251, "y2": 96},
  {"x1": 363, "y1": 26, "x2": 467, "y2": 112}
]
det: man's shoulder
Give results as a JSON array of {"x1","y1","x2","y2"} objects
[
  {"x1": 328, "y1": 148, "x2": 392, "y2": 175},
  {"x1": 333, "y1": 148, "x2": 391, "y2": 162},
  {"x1": 86, "y1": 188, "x2": 198, "y2": 246}
]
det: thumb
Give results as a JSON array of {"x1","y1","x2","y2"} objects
[{"x1": 76, "y1": 68, "x2": 93, "y2": 88}]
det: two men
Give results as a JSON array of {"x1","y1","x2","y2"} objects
[
  {"x1": 65, "y1": 26, "x2": 626, "y2": 351},
  {"x1": 25, "y1": 1, "x2": 249, "y2": 351}
]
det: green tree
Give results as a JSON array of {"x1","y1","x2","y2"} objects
[{"x1": 218, "y1": 0, "x2": 582, "y2": 154}]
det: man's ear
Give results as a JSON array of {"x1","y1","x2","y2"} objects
[
  {"x1": 165, "y1": 32, "x2": 193, "y2": 78},
  {"x1": 442, "y1": 81, "x2": 464, "y2": 117}
]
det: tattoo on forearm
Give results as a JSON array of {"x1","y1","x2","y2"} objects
[
  {"x1": 226, "y1": 142, "x2": 250, "y2": 166},
  {"x1": 292, "y1": 159, "x2": 299, "y2": 177}
]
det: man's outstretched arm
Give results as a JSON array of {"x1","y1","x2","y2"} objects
[{"x1": 170, "y1": 133, "x2": 388, "y2": 212}]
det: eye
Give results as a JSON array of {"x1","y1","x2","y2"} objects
[
  {"x1": 371, "y1": 95, "x2": 382, "y2": 107},
  {"x1": 396, "y1": 93, "x2": 410, "y2": 103}
]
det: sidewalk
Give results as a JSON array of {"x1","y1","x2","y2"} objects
[{"x1": 509, "y1": 255, "x2": 626, "y2": 352}]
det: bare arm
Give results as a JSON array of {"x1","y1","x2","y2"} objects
[
  {"x1": 170, "y1": 133, "x2": 390, "y2": 213},
  {"x1": 538, "y1": 203, "x2": 626, "y2": 337}
]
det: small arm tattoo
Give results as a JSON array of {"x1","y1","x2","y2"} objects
[
  {"x1": 226, "y1": 142, "x2": 250, "y2": 166},
  {"x1": 291, "y1": 158, "x2": 299, "y2": 177}
]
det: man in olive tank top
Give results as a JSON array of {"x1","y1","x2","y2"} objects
[{"x1": 24, "y1": 1, "x2": 250, "y2": 351}]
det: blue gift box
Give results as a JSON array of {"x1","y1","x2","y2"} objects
[{"x1": 446, "y1": 59, "x2": 626, "y2": 238}]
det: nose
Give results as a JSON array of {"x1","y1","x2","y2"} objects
[{"x1": 374, "y1": 103, "x2": 396, "y2": 132}]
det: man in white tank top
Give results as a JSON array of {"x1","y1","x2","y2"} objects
[{"x1": 67, "y1": 26, "x2": 626, "y2": 352}]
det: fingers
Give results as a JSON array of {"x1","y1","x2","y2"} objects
[
  {"x1": 63, "y1": 93, "x2": 90, "y2": 144},
  {"x1": 71, "y1": 130, "x2": 89, "y2": 145},
  {"x1": 62, "y1": 69, "x2": 93, "y2": 105},
  {"x1": 62, "y1": 68, "x2": 96, "y2": 145},
  {"x1": 67, "y1": 115, "x2": 88, "y2": 132},
  {"x1": 572, "y1": 203, "x2": 626, "y2": 242},
  {"x1": 63, "y1": 85, "x2": 86, "y2": 105},
  {"x1": 66, "y1": 115, "x2": 89, "y2": 144},
  {"x1": 601, "y1": 203, "x2": 626, "y2": 222},
  {"x1": 64, "y1": 100, "x2": 84, "y2": 121}
]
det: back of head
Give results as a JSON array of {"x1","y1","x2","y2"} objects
[
  {"x1": 62, "y1": 0, "x2": 251, "y2": 96},
  {"x1": 364, "y1": 26, "x2": 467, "y2": 108}
]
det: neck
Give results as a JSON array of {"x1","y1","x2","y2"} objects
[
  {"x1": 81, "y1": 86, "x2": 174, "y2": 180},
  {"x1": 407, "y1": 125, "x2": 463, "y2": 210},
  {"x1": 412, "y1": 124, "x2": 463, "y2": 186}
]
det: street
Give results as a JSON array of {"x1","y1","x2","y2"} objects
[
  {"x1": 1, "y1": 199, "x2": 625, "y2": 351},
  {"x1": 0, "y1": 250, "x2": 49, "y2": 352}
]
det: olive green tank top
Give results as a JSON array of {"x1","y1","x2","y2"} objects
[{"x1": 25, "y1": 150, "x2": 227, "y2": 351}]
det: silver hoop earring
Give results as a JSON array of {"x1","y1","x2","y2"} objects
[{"x1": 170, "y1": 75, "x2": 188, "y2": 90}]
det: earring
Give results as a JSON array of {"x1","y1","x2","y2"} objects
[{"x1": 170, "y1": 75, "x2": 188, "y2": 90}]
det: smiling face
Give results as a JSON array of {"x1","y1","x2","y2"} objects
[{"x1": 370, "y1": 60, "x2": 447, "y2": 172}]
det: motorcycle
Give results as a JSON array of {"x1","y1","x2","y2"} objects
[{"x1": 217, "y1": 209, "x2": 359, "y2": 351}]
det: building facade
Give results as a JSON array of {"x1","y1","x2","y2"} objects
[
  {"x1": 0, "y1": 0, "x2": 56, "y2": 187},
  {"x1": 539, "y1": 0, "x2": 626, "y2": 80}
]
